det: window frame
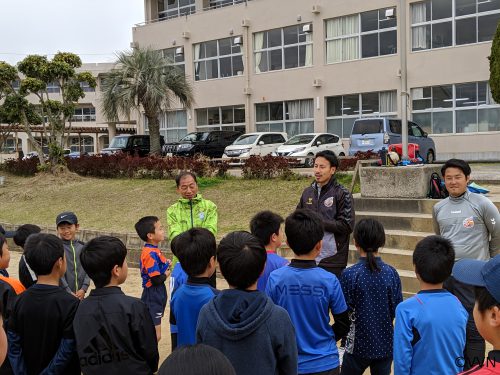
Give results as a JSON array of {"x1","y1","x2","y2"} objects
[{"x1": 194, "y1": 37, "x2": 244, "y2": 81}]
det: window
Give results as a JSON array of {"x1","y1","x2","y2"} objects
[
  {"x1": 411, "y1": 0, "x2": 500, "y2": 51},
  {"x1": 326, "y1": 90, "x2": 397, "y2": 138},
  {"x1": 69, "y1": 136, "x2": 94, "y2": 153},
  {"x1": 194, "y1": 37, "x2": 243, "y2": 80},
  {"x1": 255, "y1": 99, "x2": 314, "y2": 136},
  {"x1": 79, "y1": 82, "x2": 95, "y2": 92},
  {"x1": 326, "y1": 7, "x2": 397, "y2": 63},
  {"x1": 160, "y1": 110, "x2": 187, "y2": 142},
  {"x1": 207, "y1": 0, "x2": 248, "y2": 9},
  {"x1": 46, "y1": 81, "x2": 60, "y2": 93},
  {"x1": 412, "y1": 81, "x2": 500, "y2": 134},
  {"x1": 196, "y1": 105, "x2": 245, "y2": 132},
  {"x1": 158, "y1": 0, "x2": 195, "y2": 20},
  {"x1": 0, "y1": 138, "x2": 21, "y2": 153},
  {"x1": 72, "y1": 107, "x2": 96, "y2": 122},
  {"x1": 163, "y1": 47, "x2": 186, "y2": 74},
  {"x1": 254, "y1": 24, "x2": 313, "y2": 73}
]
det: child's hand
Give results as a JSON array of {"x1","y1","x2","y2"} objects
[
  {"x1": 164, "y1": 268, "x2": 172, "y2": 278},
  {"x1": 75, "y1": 289, "x2": 86, "y2": 300}
]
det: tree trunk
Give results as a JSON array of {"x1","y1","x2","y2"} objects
[{"x1": 147, "y1": 114, "x2": 161, "y2": 155}]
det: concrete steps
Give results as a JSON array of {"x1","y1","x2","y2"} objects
[{"x1": 355, "y1": 211, "x2": 434, "y2": 232}]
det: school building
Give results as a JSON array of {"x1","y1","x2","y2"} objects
[{"x1": 131, "y1": 0, "x2": 500, "y2": 161}]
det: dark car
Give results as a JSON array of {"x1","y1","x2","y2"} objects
[
  {"x1": 101, "y1": 135, "x2": 165, "y2": 157},
  {"x1": 163, "y1": 130, "x2": 242, "y2": 158}
]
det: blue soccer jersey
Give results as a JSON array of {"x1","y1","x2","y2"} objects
[
  {"x1": 266, "y1": 259, "x2": 347, "y2": 374},
  {"x1": 169, "y1": 263, "x2": 188, "y2": 335},
  {"x1": 257, "y1": 251, "x2": 288, "y2": 292}
]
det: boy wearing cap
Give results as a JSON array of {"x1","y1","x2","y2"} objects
[
  {"x1": 454, "y1": 255, "x2": 500, "y2": 374},
  {"x1": 56, "y1": 212, "x2": 89, "y2": 300}
]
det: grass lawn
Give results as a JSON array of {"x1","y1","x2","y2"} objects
[{"x1": 0, "y1": 172, "x2": 354, "y2": 238}]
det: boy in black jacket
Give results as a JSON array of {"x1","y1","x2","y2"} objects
[{"x1": 74, "y1": 236, "x2": 159, "y2": 375}]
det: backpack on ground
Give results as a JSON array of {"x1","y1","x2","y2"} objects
[{"x1": 428, "y1": 172, "x2": 448, "y2": 199}]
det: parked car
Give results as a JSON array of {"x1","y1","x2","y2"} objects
[
  {"x1": 100, "y1": 135, "x2": 164, "y2": 157},
  {"x1": 348, "y1": 118, "x2": 436, "y2": 163},
  {"x1": 273, "y1": 133, "x2": 346, "y2": 167},
  {"x1": 222, "y1": 132, "x2": 287, "y2": 163},
  {"x1": 163, "y1": 130, "x2": 242, "y2": 158},
  {"x1": 67, "y1": 151, "x2": 89, "y2": 159}
]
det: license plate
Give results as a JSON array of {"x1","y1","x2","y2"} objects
[
  {"x1": 166, "y1": 153, "x2": 173, "y2": 157},
  {"x1": 360, "y1": 140, "x2": 373, "y2": 146}
]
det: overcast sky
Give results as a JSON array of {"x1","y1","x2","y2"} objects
[{"x1": 0, "y1": 0, "x2": 144, "y2": 65}]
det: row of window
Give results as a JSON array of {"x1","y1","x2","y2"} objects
[
  {"x1": 11, "y1": 81, "x2": 95, "y2": 94},
  {"x1": 157, "y1": 0, "x2": 250, "y2": 21}
]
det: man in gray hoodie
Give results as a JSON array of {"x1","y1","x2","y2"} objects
[{"x1": 433, "y1": 158, "x2": 500, "y2": 370}]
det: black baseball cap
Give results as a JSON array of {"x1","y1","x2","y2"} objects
[
  {"x1": 0, "y1": 225, "x2": 15, "y2": 238},
  {"x1": 56, "y1": 212, "x2": 78, "y2": 226}
]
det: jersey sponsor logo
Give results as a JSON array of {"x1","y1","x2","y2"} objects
[
  {"x1": 492, "y1": 218, "x2": 496, "y2": 225},
  {"x1": 463, "y1": 216, "x2": 475, "y2": 228},
  {"x1": 306, "y1": 197, "x2": 313, "y2": 205},
  {"x1": 451, "y1": 210, "x2": 462, "y2": 214},
  {"x1": 275, "y1": 284, "x2": 326, "y2": 297},
  {"x1": 199, "y1": 212, "x2": 205, "y2": 220},
  {"x1": 324, "y1": 197, "x2": 334, "y2": 207}
]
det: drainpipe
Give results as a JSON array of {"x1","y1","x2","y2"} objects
[{"x1": 400, "y1": 0, "x2": 409, "y2": 160}]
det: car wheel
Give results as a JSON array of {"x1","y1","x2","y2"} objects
[
  {"x1": 426, "y1": 150, "x2": 435, "y2": 164},
  {"x1": 339, "y1": 152, "x2": 345, "y2": 157},
  {"x1": 305, "y1": 154, "x2": 315, "y2": 168}
]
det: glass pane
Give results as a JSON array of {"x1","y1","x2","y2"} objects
[
  {"x1": 432, "y1": 111, "x2": 453, "y2": 133},
  {"x1": 478, "y1": 107, "x2": 500, "y2": 131},
  {"x1": 232, "y1": 55, "x2": 244, "y2": 76},
  {"x1": 433, "y1": 85, "x2": 453, "y2": 108},
  {"x1": 412, "y1": 25, "x2": 431, "y2": 51},
  {"x1": 220, "y1": 56, "x2": 232, "y2": 77},
  {"x1": 343, "y1": 95, "x2": 360, "y2": 116},
  {"x1": 221, "y1": 106, "x2": 233, "y2": 124},
  {"x1": 300, "y1": 121, "x2": 314, "y2": 133},
  {"x1": 269, "y1": 49, "x2": 283, "y2": 70},
  {"x1": 205, "y1": 40, "x2": 218, "y2": 58},
  {"x1": 362, "y1": 33, "x2": 379, "y2": 58},
  {"x1": 256, "y1": 51, "x2": 268, "y2": 73},
  {"x1": 412, "y1": 87, "x2": 432, "y2": 110},
  {"x1": 478, "y1": 13, "x2": 500, "y2": 42},
  {"x1": 219, "y1": 38, "x2": 232, "y2": 55},
  {"x1": 197, "y1": 109, "x2": 208, "y2": 126},
  {"x1": 361, "y1": 92, "x2": 379, "y2": 115},
  {"x1": 380, "y1": 30, "x2": 397, "y2": 55},
  {"x1": 207, "y1": 107, "x2": 220, "y2": 124},
  {"x1": 205, "y1": 59, "x2": 218, "y2": 79},
  {"x1": 479, "y1": 0, "x2": 500, "y2": 12},
  {"x1": 456, "y1": 17, "x2": 477, "y2": 45},
  {"x1": 456, "y1": 109, "x2": 478, "y2": 133},
  {"x1": 298, "y1": 45, "x2": 310, "y2": 67},
  {"x1": 234, "y1": 106, "x2": 245, "y2": 123},
  {"x1": 284, "y1": 46, "x2": 299, "y2": 69},
  {"x1": 343, "y1": 118, "x2": 356, "y2": 138},
  {"x1": 326, "y1": 96, "x2": 342, "y2": 117},
  {"x1": 256, "y1": 104, "x2": 269, "y2": 122},
  {"x1": 411, "y1": 1, "x2": 431, "y2": 23},
  {"x1": 379, "y1": 8, "x2": 397, "y2": 28},
  {"x1": 270, "y1": 102, "x2": 284, "y2": 120},
  {"x1": 195, "y1": 61, "x2": 205, "y2": 81},
  {"x1": 456, "y1": 0, "x2": 476, "y2": 16},
  {"x1": 432, "y1": 0, "x2": 452, "y2": 20},
  {"x1": 327, "y1": 119, "x2": 343, "y2": 136},
  {"x1": 283, "y1": 25, "x2": 298, "y2": 45},
  {"x1": 286, "y1": 122, "x2": 301, "y2": 136},
  {"x1": 361, "y1": 10, "x2": 379, "y2": 32},
  {"x1": 432, "y1": 21, "x2": 452, "y2": 48},
  {"x1": 456, "y1": 82, "x2": 477, "y2": 107},
  {"x1": 478, "y1": 81, "x2": 488, "y2": 105},
  {"x1": 412, "y1": 112, "x2": 432, "y2": 134},
  {"x1": 270, "y1": 123, "x2": 284, "y2": 132},
  {"x1": 268, "y1": 29, "x2": 282, "y2": 48},
  {"x1": 256, "y1": 123, "x2": 270, "y2": 132}
]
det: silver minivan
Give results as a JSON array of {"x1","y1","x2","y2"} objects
[{"x1": 348, "y1": 118, "x2": 436, "y2": 163}]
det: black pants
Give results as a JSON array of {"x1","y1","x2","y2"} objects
[
  {"x1": 341, "y1": 353, "x2": 392, "y2": 375},
  {"x1": 444, "y1": 276, "x2": 486, "y2": 371},
  {"x1": 302, "y1": 367, "x2": 340, "y2": 375},
  {"x1": 318, "y1": 263, "x2": 345, "y2": 279}
]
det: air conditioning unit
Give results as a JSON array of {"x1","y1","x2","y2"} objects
[
  {"x1": 243, "y1": 87, "x2": 252, "y2": 95},
  {"x1": 130, "y1": 41, "x2": 139, "y2": 49},
  {"x1": 312, "y1": 78, "x2": 322, "y2": 87},
  {"x1": 241, "y1": 19, "x2": 250, "y2": 27},
  {"x1": 181, "y1": 31, "x2": 191, "y2": 39},
  {"x1": 311, "y1": 4, "x2": 321, "y2": 14},
  {"x1": 233, "y1": 36, "x2": 243, "y2": 46},
  {"x1": 385, "y1": 7, "x2": 396, "y2": 19},
  {"x1": 302, "y1": 23, "x2": 313, "y2": 34},
  {"x1": 175, "y1": 46, "x2": 184, "y2": 56}
]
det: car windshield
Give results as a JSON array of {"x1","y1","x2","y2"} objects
[
  {"x1": 283, "y1": 135, "x2": 315, "y2": 145},
  {"x1": 180, "y1": 132, "x2": 209, "y2": 142},
  {"x1": 109, "y1": 136, "x2": 129, "y2": 148},
  {"x1": 352, "y1": 120, "x2": 383, "y2": 135},
  {"x1": 233, "y1": 134, "x2": 259, "y2": 145}
]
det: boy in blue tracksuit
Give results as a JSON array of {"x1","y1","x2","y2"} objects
[
  {"x1": 249, "y1": 210, "x2": 288, "y2": 292},
  {"x1": 394, "y1": 235, "x2": 468, "y2": 375},
  {"x1": 168, "y1": 235, "x2": 188, "y2": 349},
  {"x1": 266, "y1": 209, "x2": 349, "y2": 375},
  {"x1": 169, "y1": 228, "x2": 217, "y2": 349}
]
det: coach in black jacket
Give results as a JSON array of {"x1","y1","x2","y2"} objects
[{"x1": 297, "y1": 150, "x2": 355, "y2": 277}]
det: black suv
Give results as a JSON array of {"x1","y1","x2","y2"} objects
[
  {"x1": 101, "y1": 135, "x2": 165, "y2": 157},
  {"x1": 163, "y1": 131, "x2": 242, "y2": 158}
]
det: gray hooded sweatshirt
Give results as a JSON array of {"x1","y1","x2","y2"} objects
[
  {"x1": 433, "y1": 190, "x2": 500, "y2": 261},
  {"x1": 61, "y1": 239, "x2": 90, "y2": 293}
]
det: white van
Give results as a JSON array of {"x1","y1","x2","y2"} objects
[{"x1": 222, "y1": 132, "x2": 287, "y2": 162}]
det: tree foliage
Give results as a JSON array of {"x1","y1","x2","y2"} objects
[
  {"x1": 101, "y1": 47, "x2": 194, "y2": 155},
  {"x1": 0, "y1": 52, "x2": 96, "y2": 170},
  {"x1": 490, "y1": 22, "x2": 500, "y2": 103}
]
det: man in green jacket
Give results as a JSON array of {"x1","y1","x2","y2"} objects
[{"x1": 167, "y1": 171, "x2": 218, "y2": 286}]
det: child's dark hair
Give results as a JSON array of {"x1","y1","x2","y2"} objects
[
  {"x1": 413, "y1": 235, "x2": 455, "y2": 284},
  {"x1": 315, "y1": 150, "x2": 339, "y2": 169},
  {"x1": 175, "y1": 171, "x2": 197, "y2": 187},
  {"x1": 158, "y1": 344, "x2": 236, "y2": 375},
  {"x1": 174, "y1": 228, "x2": 216, "y2": 277},
  {"x1": 0, "y1": 234, "x2": 5, "y2": 257},
  {"x1": 353, "y1": 219, "x2": 385, "y2": 272},
  {"x1": 285, "y1": 209, "x2": 324, "y2": 255},
  {"x1": 170, "y1": 235, "x2": 180, "y2": 257},
  {"x1": 135, "y1": 216, "x2": 159, "y2": 242},
  {"x1": 475, "y1": 286, "x2": 500, "y2": 313},
  {"x1": 217, "y1": 231, "x2": 266, "y2": 290},
  {"x1": 441, "y1": 158, "x2": 471, "y2": 177},
  {"x1": 80, "y1": 236, "x2": 127, "y2": 288},
  {"x1": 249, "y1": 210, "x2": 284, "y2": 247},
  {"x1": 13, "y1": 224, "x2": 42, "y2": 249},
  {"x1": 24, "y1": 233, "x2": 65, "y2": 276}
]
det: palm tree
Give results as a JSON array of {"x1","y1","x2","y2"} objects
[{"x1": 101, "y1": 47, "x2": 194, "y2": 155}]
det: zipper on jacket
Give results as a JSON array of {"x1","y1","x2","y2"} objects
[
  {"x1": 189, "y1": 200, "x2": 194, "y2": 228},
  {"x1": 71, "y1": 241, "x2": 78, "y2": 292}
]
